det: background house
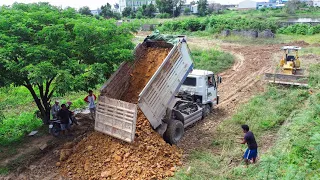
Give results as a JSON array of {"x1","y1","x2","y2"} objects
[
  {"x1": 238, "y1": 0, "x2": 259, "y2": 10},
  {"x1": 119, "y1": 0, "x2": 155, "y2": 13}
]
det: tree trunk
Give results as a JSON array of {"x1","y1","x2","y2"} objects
[{"x1": 24, "y1": 84, "x2": 50, "y2": 124}]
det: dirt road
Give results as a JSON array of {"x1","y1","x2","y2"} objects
[
  {"x1": 1, "y1": 36, "x2": 313, "y2": 180},
  {"x1": 178, "y1": 38, "x2": 312, "y2": 155}
]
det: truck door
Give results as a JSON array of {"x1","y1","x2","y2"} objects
[{"x1": 206, "y1": 75, "x2": 217, "y2": 105}]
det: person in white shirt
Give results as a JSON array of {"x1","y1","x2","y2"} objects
[
  {"x1": 84, "y1": 90, "x2": 97, "y2": 120},
  {"x1": 51, "y1": 100, "x2": 60, "y2": 119}
]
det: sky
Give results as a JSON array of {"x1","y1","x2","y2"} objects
[{"x1": 1, "y1": 0, "x2": 265, "y2": 10}]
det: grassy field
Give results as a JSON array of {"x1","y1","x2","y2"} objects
[
  {"x1": 0, "y1": 86, "x2": 92, "y2": 146},
  {"x1": 172, "y1": 64, "x2": 320, "y2": 179},
  {"x1": 191, "y1": 49, "x2": 234, "y2": 73}
]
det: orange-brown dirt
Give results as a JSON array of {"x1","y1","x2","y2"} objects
[{"x1": 59, "y1": 47, "x2": 184, "y2": 180}]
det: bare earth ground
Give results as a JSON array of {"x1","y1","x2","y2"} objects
[{"x1": 0, "y1": 34, "x2": 317, "y2": 180}]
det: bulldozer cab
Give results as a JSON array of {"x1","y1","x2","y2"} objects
[{"x1": 265, "y1": 46, "x2": 308, "y2": 87}]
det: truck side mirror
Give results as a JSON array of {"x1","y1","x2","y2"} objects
[{"x1": 218, "y1": 76, "x2": 222, "y2": 83}]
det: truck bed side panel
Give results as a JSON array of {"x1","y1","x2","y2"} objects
[{"x1": 138, "y1": 42, "x2": 193, "y2": 129}]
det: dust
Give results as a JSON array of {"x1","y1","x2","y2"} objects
[{"x1": 60, "y1": 47, "x2": 183, "y2": 180}]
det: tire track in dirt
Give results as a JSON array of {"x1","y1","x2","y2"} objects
[{"x1": 178, "y1": 42, "x2": 282, "y2": 155}]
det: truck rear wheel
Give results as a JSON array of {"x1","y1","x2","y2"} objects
[{"x1": 164, "y1": 120, "x2": 184, "y2": 145}]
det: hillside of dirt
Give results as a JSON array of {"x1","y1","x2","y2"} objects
[{"x1": 59, "y1": 47, "x2": 184, "y2": 180}]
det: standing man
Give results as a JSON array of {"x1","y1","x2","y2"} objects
[
  {"x1": 57, "y1": 104, "x2": 71, "y2": 135},
  {"x1": 51, "y1": 100, "x2": 60, "y2": 119},
  {"x1": 240, "y1": 124, "x2": 258, "y2": 166},
  {"x1": 84, "y1": 90, "x2": 97, "y2": 120}
]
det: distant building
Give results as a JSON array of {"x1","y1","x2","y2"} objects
[
  {"x1": 191, "y1": 4, "x2": 198, "y2": 14},
  {"x1": 314, "y1": 0, "x2": 320, "y2": 6},
  {"x1": 238, "y1": 0, "x2": 258, "y2": 9},
  {"x1": 257, "y1": 2, "x2": 277, "y2": 9},
  {"x1": 119, "y1": 0, "x2": 155, "y2": 13},
  {"x1": 91, "y1": 9, "x2": 101, "y2": 15},
  {"x1": 221, "y1": 4, "x2": 238, "y2": 10}
]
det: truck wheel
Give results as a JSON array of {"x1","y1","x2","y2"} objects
[
  {"x1": 202, "y1": 104, "x2": 211, "y2": 119},
  {"x1": 164, "y1": 120, "x2": 184, "y2": 145}
]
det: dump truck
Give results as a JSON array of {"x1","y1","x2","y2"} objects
[
  {"x1": 95, "y1": 34, "x2": 221, "y2": 144},
  {"x1": 265, "y1": 46, "x2": 308, "y2": 87}
]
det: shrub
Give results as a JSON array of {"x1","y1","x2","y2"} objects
[{"x1": 155, "y1": 13, "x2": 170, "y2": 19}]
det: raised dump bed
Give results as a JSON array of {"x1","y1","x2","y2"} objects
[{"x1": 95, "y1": 37, "x2": 193, "y2": 143}]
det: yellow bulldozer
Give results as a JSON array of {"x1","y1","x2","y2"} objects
[{"x1": 265, "y1": 46, "x2": 308, "y2": 87}]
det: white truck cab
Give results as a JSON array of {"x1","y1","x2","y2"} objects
[{"x1": 180, "y1": 69, "x2": 219, "y2": 106}]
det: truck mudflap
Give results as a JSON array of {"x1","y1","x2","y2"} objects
[{"x1": 95, "y1": 96, "x2": 137, "y2": 143}]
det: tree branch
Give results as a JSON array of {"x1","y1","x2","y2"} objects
[{"x1": 44, "y1": 76, "x2": 55, "y2": 98}]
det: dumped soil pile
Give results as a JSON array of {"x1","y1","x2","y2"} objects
[{"x1": 60, "y1": 47, "x2": 183, "y2": 179}]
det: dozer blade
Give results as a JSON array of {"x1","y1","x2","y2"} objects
[{"x1": 264, "y1": 73, "x2": 308, "y2": 87}]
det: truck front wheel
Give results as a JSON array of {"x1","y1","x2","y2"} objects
[{"x1": 164, "y1": 120, "x2": 184, "y2": 145}]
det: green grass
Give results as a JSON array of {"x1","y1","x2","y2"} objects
[
  {"x1": 0, "y1": 167, "x2": 9, "y2": 175},
  {"x1": 300, "y1": 46, "x2": 320, "y2": 56},
  {"x1": 173, "y1": 64, "x2": 320, "y2": 179},
  {"x1": 0, "y1": 85, "x2": 94, "y2": 146},
  {"x1": 190, "y1": 48, "x2": 234, "y2": 73},
  {"x1": 172, "y1": 86, "x2": 310, "y2": 180}
]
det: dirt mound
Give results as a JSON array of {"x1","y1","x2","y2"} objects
[{"x1": 60, "y1": 47, "x2": 183, "y2": 179}]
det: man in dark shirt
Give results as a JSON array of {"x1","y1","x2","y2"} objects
[
  {"x1": 57, "y1": 104, "x2": 71, "y2": 135},
  {"x1": 240, "y1": 124, "x2": 258, "y2": 166}
]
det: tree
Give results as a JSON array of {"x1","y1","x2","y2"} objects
[
  {"x1": 208, "y1": 3, "x2": 222, "y2": 14},
  {"x1": 122, "y1": 7, "x2": 132, "y2": 17},
  {"x1": 190, "y1": 1, "x2": 196, "y2": 5},
  {"x1": 156, "y1": 0, "x2": 184, "y2": 17},
  {"x1": 0, "y1": 3, "x2": 134, "y2": 124},
  {"x1": 145, "y1": 4, "x2": 157, "y2": 17},
  {"x1": 184, "y1": 7, "x2": 191, "y2": 15},
  {"x1": 156, "y1": 0, "x2": 174, "y2": 15},
  {"x1": 78, "y1": 6, "x2": 93, "y2": 16},
  {"x1": 198, "y1": 0, "x2": 208, "y2": 16},
  {"x1": 100, "y1": 3, "x2": 120, "y2": 19},
  {"x1": 284, "y1": 0, "x2": 301, "y2": 14}
]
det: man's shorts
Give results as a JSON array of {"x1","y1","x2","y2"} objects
[
  {"x1": 60, "y1": 123, "x2": 70, "y2": 130},
  {"x1": 243, "y1": 148, "x2": 258, "y2": 160}
]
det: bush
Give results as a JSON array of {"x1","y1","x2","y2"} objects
[
  {"x1": 155, "y1": 13, "x2": 171, "y2": 19},
  {"x1": 277, "y1": 24, "x2": 320, "y2": 35},
  {"x1": 0, "y1": 112, "x2": 42, "y2": 145},
  {"x1": 191, "y1": 49, "x2": 234, "y2": 73},
  {"x1": 159, "y1": 15, "x2": 279, "y2": 33}
]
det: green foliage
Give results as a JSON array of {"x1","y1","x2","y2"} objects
[
  {"x1": 198, "y1": 0, "x2": 208, "y2": 16},
  {"x1": 191, "y1": 48, "x2": 234, "y2": 73},
  {"x1": 159, "y1": 15, "x2": 279, "y2": 33},
  {"x1": 277, "y1": 24, "x2": 320, "y2": 35},
  {"x1": 309, "y1": 64, "x2": 320, "y2": 88},
  {"x1": 0, "y1": 112, "x2": 42, "y2": 145},
  {"x1": 122, "y1": 7, "x2": 132, "y2": 17},
  {"x1": 0, "y1": 3, "x2": 134, "y2": 122},
  {"x1": 78, "y1": 6, "x2": 93, "y2": 16},
  {"x1": 156, "y1": 13, "x2": 171, "y2": 18},
  {"x1": 234, "y1": 92, "x2": 320, "y2": 179},
  {"x1": 100, "y1": 3, "x2": 120, "y2": 19},
  {"x1": 156, "y1": 0, "x2": 174, "y2": 15},
  {"x1": 184, "y1": 7, "x2": 191, "y2": 15},
  {"x1": 231, "y1": 87, "x2": 308, "y2": 131}
]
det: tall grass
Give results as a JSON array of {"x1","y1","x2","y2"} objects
[
  {"x1": 191, "y1": 49, "x2": 234, "y2": 73},
  {"x1": 172, "y1": 86, "x2": 309, "y2": 180}
]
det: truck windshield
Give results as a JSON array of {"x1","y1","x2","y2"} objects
[{"x1": 183, "y1": 77, "x2": 196, "y2": 86}]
